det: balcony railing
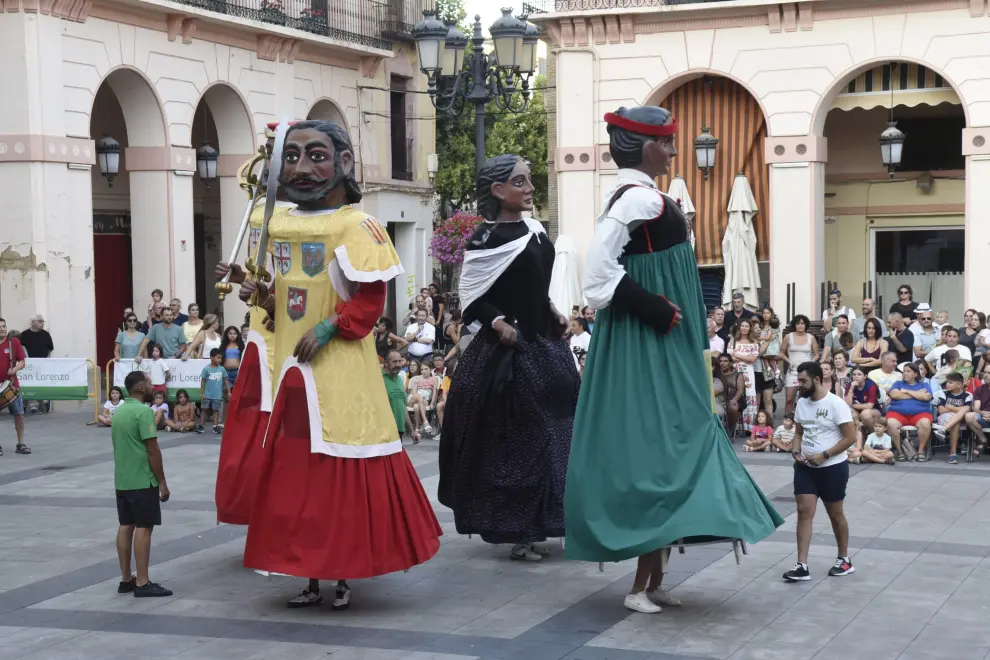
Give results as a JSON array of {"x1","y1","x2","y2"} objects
[
  {"x1": 172, "y1": 0, "x2": 393, "y2": 50},
  {"x1": 379, "y1": 0, "x2": 434, "y2": 42},
  {"x1": 523, "y1": 0, "x2": 733, "y2": 11}
]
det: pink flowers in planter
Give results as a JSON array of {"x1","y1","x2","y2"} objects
[{"x1": 429, "y1": 212, "x2": 484, "y2": 265}]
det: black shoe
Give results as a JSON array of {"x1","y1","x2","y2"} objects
[
  {"x1": 196, "y1": 425, "x2": 204, "y2": 434},
  {"x1": 828, "y1": 557, "x2": 855, "y2": 577},
  {"x1": 117, "y1": 577, "x2": 136, "y2": 594},
  {"x1": 783, "y1": 562, "x2": 811, "y2": 582},
  {"x1": 133, "y1": 581, "x2": 173, "y2": 598}
]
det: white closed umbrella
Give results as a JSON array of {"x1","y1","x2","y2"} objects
[
  {"x1": 549, "y1": 235, "x2": 583, "y2": 316},
  {"x1": 667, "y1": 176, "x2": 696, "y2": 251},
  {"x1": 721, "y1": 174, "x2": 762, "y2": 310}
]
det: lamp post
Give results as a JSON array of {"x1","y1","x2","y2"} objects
[
  {"x1": 694, "y1": 127, "x2": 718, "y2": 181},
  {"x1": 96, "y1": 134, "x2": 121, "y2": 187},
  {"x1": 413, "y1": 9, "x2": 538, "y2": 176},
  {"x1": 197, "y1": 143, "x2": 219, "y2": 187}
]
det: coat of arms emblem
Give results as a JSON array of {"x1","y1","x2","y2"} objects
[
  {"x1": 287, "y1": 286, "x2": 307, "y2": 321},
  {"x1": 301, "y1": 242, "x2": 326, "y2": 277},
  {"x1": 273, "y1": 242, "x2": 292, "y2": 276}
]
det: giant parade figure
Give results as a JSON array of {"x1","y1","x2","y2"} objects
[
  {"x1": 214, "y1": 122, "x2": 295, "y2": 525},
  {"x1": 240, "y1": 120, "x2": 442, "y2": 610},
  {"x1": 564, "y1": 106, "x2": 784, "y2": 614}
]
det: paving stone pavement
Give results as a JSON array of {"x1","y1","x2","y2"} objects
[{"x1": 3, "y1": 409, "x2": 990, "y2": 659}]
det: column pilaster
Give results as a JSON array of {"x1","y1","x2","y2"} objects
[{"x1": 964, "y1": 127, "x2": 990, "y2": 310}]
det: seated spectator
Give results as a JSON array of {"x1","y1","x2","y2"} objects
[
  {"x1": 964, "y1": 364, "x2": 990, "y2": 457},
  {"x1": 851, "y1": 417, "x2": 895, "y2": 465},
  {"x1": 715, "y1": 354, "x2": 745, "y2": 434},
  {"x1": 911, "y1": 304, "x2": 939, "y2": 361},
  {"x1": 927, "y1": 327, "x2": 973, "y2": 366},
  {"x1": 99, "y1": 386, "x2": 125, "y2": 427},
  {"x1": 868, "y1": 352, "x2": 902, "y2": 395},
  {"x1": 165, "y1": 389, "x2": 196, "y2": 433},
  {"x1": 833, "y1": 352, "x2": 853, "y2": 397},
  {"x1": 406, "y1": 361, "x2": 438, "y2": 443},
  {"x1": 744, "y1": 411, "x2": 773, "y2": 452},
  {"x1": 150, "y1": 391, "x2": 169, "y2": 430},
  {"x1": 846, "y1": 366, "x2": 882, "y2": 440},
  {"x1": 851, "y1": 318, "x2": 888, "y2": 371},
  {"x1": 820, "y1": 314, "x2": 850, "y2": 363},
  {"x1": 405, "y1": 309, "x2": 436, "y2": 362},
  {"x1": 708, "y1": 318, "x2": 725, "y2": 355},
  {"x1": 821, "y1": 361, "x2": 836, "y2": 396},
  {"x1": 839, "y1": 331, "x2": 855, "y2": 354},
  {"x1": 885, "y1": 362, "x2": 934, "y2": 462},
  {"x1": 935, "y1": 372, "x2": 973, "y2": 465},
  {"x1": 771, "y1": 412, "x2": 796, "y2": 452}
]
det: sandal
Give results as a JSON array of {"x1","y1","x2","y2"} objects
[
  {"x1": 15, "y1": 444, "x2": 31, "y2": 455},
  {"x1": 896, "y1": 453, "x2": 906, "y2": 462},
  {"x1": 916, "y1": 454, "x2": 929, "y2": 462}
]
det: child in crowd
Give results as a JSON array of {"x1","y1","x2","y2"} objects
[
  {"x1": 745, "y1": 411, "x2": 774, "y2": 452},
  {"x1": 198, "y1": 348, "x2": 230, "y2": 434},
  {"x1": 852, "y1": 418, "x2": 895, "y2": 465},
  {"x1": 99, "y1": 386, "x2": 125, "y2": 427},
  {"x1": 150, "y1": 391, "x2": 169, "y2": 430},
  {"x1": 771, "y1": 412, "x2": 796, "y2": 452},
  {"x1": 165, "y1": 389, "x2": 197, "y2": 433},
  {"x1": 934, "y1": 310, "x2": 950, "y2": 334},
  {"x1": 148, "y1": 344, "x2": 170, "y2": 396},
  {"x1": 147, "y1": 288, "x2": 166, "y2": 327},
  {"x1": 936, "y1": 372, "x2": 973, "y2": 465}
]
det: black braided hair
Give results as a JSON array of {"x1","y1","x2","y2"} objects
[
  {"x1": 476, "y1": 154, "x2": 522, "y2": 222},
  {"x1": 607, "y1": 106, "x2": 673, "y2": 169},
  {"x1": 282, "y1": 120, "x2": 362, "y2": 203}
]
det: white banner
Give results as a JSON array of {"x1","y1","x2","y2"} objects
[
  {"x1": 18, "y1": 358, "x2": 89, "y2": 400},
  {"x1": 113, "y1": 359, "x2": 212, "y2": 401}
]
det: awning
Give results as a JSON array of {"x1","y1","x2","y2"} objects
[{"x1": 832, "y1": 63, "x2": 960, "y2": 112}]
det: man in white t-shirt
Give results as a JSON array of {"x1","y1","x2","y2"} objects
[
  {"x1": 821, "y1": 289, "x2": 856, "y2": 328},
  {"x1": 404, "y1": 309, "x2": 436, "y2": 360},
  {"x1": 784, "y1": 360, "x2": 857, "y2": 584},
  {"x1": 569, "y1": 317, "x2": 592, "y2": 368},
  {"x1": 708, "y1": 318, "x2": 725, "y2": 355}
]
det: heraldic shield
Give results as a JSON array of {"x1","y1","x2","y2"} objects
[
  {"x1": 287, "y1": 286, "x2": 307, "y2": 321},
  {"x1": 301, "y1": 242, "x2": 326, "y2": 277}
]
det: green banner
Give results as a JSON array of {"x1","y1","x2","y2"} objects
[{"x1": 18, "y1": 358, "x2": 90, "y2": 400}]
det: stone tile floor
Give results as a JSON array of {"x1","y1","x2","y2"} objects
[{"x1": 2, "y1": 409, "x2": 990, "y2": 659}]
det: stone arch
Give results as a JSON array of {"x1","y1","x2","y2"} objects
[
  {"x1": 96, "y1": 66, "x2": 169, "y2": 147},
  {"x1": 307, "y1": 98, "x2": 349, "y2": 132},
  {"x1": 811, "y1": 56, "x2": 969, "y2": 137},
  {"x1": 195, "y1": 82, "x2": 256, "y2": 155},
  {"x1": 643, "y1": 69, "x2": 771, "y2": 134}
]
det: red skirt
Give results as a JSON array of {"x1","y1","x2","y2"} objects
[
  {"x1": 215, "y1": 343, "x2": 269, "y2": 525},
  {"x1": 243, "y1": 367, "x2": 442, "y2": 580}
]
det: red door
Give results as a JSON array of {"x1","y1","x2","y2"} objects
[{"x1": 93, "y1": 232, "x2": 133, "y2": 368}]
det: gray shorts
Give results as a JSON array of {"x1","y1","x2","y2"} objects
[{"x1": 202, "y1": 398, "x2": 223, "y2": 411}]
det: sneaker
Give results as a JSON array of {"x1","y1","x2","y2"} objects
[
  {"x1": 196, "y1": 425, "x2": 204, "y2": 434},
  {"x1": 646, "y1": 589, "x2": 681, "y2": 607},
  {"x1": 117, "y1": 577, "x2": 136, "y2": 594},
  {"x1": 331, "y1": 584, "x2": 351, "y2": 611},
  {"x1": 783, "y1": 562, "x2": 811, "y2": 582},
  {"x1": 528, "y1": 544, "x2": 551, "y2": 558},
  {"x1": 212, "y1": 425, "x2": 221, "y2": 434},
  {"x1": 510, "y1": 544, "x2": 543, "y2": 561},
  {"x1": 287, "y1": 589, "x2": 323, "y2": 608},
  {"x1": 133, "y1": 581, "x2": 173, "y2": 598},
  {"x1": 828, "y1": 557, "x2": 855, "y2": 577},
  {"x1": 949, "y1": 454, "x2": 959, "y2": 465},
  {"x1": 624, "y1": 591, "x2": 662, "y2": 614}
]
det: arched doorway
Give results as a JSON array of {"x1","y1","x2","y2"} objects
[
  {"x1": 816, "y1": 61, "x2": 967, "y2": 320},
  {"x1": 647, "y1": 76, "x2": 770, "y2": 311},
  {"x1": 89, "y1": 68, "x2": 169, "y2": 367}
]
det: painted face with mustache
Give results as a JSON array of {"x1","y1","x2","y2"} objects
[{"x1": 280, "y1": 127, "x2": 354, "y2": 209}]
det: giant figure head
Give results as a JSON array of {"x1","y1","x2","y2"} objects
[
  {"x1": 605, "y1": 106, "x2": 678, "y2": 179},
  {"x1": 279, "y1": 120, "x2": 361, "y2": 209},
  {"x1": 476, "y1": 154, "x2": 534, "y2": 223}
]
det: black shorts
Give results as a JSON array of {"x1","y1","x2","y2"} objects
[
  {"x1": 793, "y1": 460, "x2": 849, "y2": 503},
  {"x1": 116, "y1": 487, "x2": 162, "y2": 528},
  {"x1": 755, "y1": 373, "x2": 775, "y2": 393}
]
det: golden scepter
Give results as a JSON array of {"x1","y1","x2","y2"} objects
[{"x1": 215, "y1": 145, "x2": 267, "y2": 301}]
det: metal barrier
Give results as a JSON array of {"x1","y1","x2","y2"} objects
[{"x1": 85, "y1": 359, "x2": 99, "y2": 425}]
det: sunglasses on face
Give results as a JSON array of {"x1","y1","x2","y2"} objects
[{"x1": 899, "y1": 291, "x2": 909, "y2": 295}]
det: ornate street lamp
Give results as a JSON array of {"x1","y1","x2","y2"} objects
[
  {"x1": 694, "y1": 127, "x2": 718, "y2": 181},
  {"x1": 879, "y1": 122, "x2": 906, "y2": 177},
  {"x1": 414, "y1": 8, "x2": 537, "y2": 175},
  {"x1": 96, "y1": 134, "x2": 121, "y2": 187},
  {"x1": 197, "y1": 142, "x2": 219, "y2": 186}
]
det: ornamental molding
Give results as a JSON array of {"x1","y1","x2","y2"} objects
[{"x1": 0, "y1": 134, "x2": 95, "y2": 165}]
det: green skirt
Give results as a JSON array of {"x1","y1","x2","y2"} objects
[{"x1": 564, "y1": 242, "x2": 784, "y2": 563}]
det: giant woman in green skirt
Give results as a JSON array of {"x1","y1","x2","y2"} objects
[{"x1": 565, "y1": 106, "x2": 783, "y2": 614}]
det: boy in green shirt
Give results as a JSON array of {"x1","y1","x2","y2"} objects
[
  {"x1": 113, "y1": 370, "x2": 172, "y2": 598},
  {"x1": 382, "y1": 350, "x2": 407, "y2": 438}
]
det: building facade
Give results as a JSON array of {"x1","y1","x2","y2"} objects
[
  {"x1": 0, "y1": 0, "x2": 436, "y2": 364},
  {"x1": 531, "y1": 0, "x2": 990, "y2": 323}
]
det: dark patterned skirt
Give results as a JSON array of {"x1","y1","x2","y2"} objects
[{"x1": 439, "y1": 328, "x2": 579, "y2": 544}]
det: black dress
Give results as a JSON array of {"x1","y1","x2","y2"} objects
[{"x1": 439, "y1": 221, "x2": 579, "y2": 544}]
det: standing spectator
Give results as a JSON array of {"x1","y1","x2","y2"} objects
[
  {"x1": 99, "y1": 386, "x2": 125, "y2": 427},
  {"x1": 582, "y1": 306, "x2": 596, "y2": 332},
  {"x1": 402, "y1": 295, "x2": 435, "y2": 327},
  {"x1": 780, "y1": 315, "x2": 819, "y2": 416},
  {"x1": 150, "y1": 391, "x2": 169, "y2": 430},
  {"x1": 728, "y1": 319, "x2": 759, "y2": 432},
  {"x1": 885, "y1": 362, "x2": 934, "y2": 461},
  {"x1": 726, "y1": 292, "x2": 754, "y2": 328},
  {"x1": 146, "y1": 289, "x2": 166, "y2": 328},
  {"x1": 757, "y1": 309, "x2": 782, "y2": 417},
  {"x1": 820, "y1": 314, "x2": 850, "y2": 363},
  {"x1": 964, "y1": 364, "x2": 990, "y2": 456},
  {"x1": 169, "y1": 299, "x2": 189, "y2": 327},
  {"x1": 140, "y1": 309, "x2": 187, "y2": 359},
  {"x1": 0, "y1": 318, "x2": 29, "y2": 455},
  {"x1": 772, "y1": 412, "x2": 796, "y2": 453},
  {"x1": 382, "y1": 351, "x2": 407, "y2": 439},
  {"x1": 181, "y1": 304, "x2": 203, "y2": 345},
  {"x1": 867, "y1": 351, "x2": 903, "y2": 395},
  {"x1": 888, "y1": 284, "x2": 919, "y2": 320},
  {"x1": 912, "y1": 305, "x2": 939, "y2": 361},
  {"x1": 198, "y1": 348, "x2": 229, "y2": 434},
  {"x1": 120, "y1": 307, "x2": 135, "y2": 333},
  {"x1": 569, "y1": 317, "x2": 591, "y2": 368},
  {"x1": 443, "y1": 309, "x2": 465, "y2": 351},
  {"x1": 821, "y1": 289, "x2": 856, "y2": 328},
  {"x1": 374, "y1": 317, "x2": 407, "y2": 362},
  {"x1": 147, "y1": 345, "x2": 170, "y2": 397},
  {"x1": 115, "y1": 312, "x2": 147, "y2": 362},
  {"x1": 165, "y1": 390, "x2": 197, "y2": 433},
  {"x1": 716, "y1": 354, "x2": 745, "y2": 435},
  {"x1": 886, "y1": 313, "x2": 914, "y2": 365},
  {"x1": 850, "y1": 318, "x2": 888, "y2": 371},
  {"x1": 935, "y1": 372, "x2": 972, "y2": 464},
  {"x1": 926, "y1": 327, "x2": 973, "y2": 366},
  {"x1": 182, "y1": 314, "x2": 221, "y2": 360},
  {"x1": 852, "y1": 298, "x2": 888, "y2": 338},
  {"x1": 708, "y1": 318, "x2": 725, "y2": 355},
  {"x1": 221, "y1": 326, "x2": 244, "y2": 391},
  {"x1": 958, "y1": 309, "x2": 985, "y2": 357},
  {"x1": 428, "y1": 283, "x2": 446, "y2": 350},
  {"x1": 111, "y1": 370, "x2": 172, "y2": 598},
  {"x1": 19, "y1": 314, "x2": 54, "y2": 414},
  {"x1": 713, "y1": 307, "x2": 730, "y2": 346},
  {"x1": 846, "y1": 366, "x2": 882, "y2": 440},
  {"x1": 404, "y1": 309, "x2": 435, "y2": 362}
]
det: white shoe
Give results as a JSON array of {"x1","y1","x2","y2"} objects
[
  {"x1": 647, "y1": 589, "x2": 681, "y2": 607},
  {"x1": 624, "y1": 591, "x2": 662, "y2": 614},
  {"x1": 528, "y1": 544, "x2": 551, "y2": 557},
  {"x1": 510, "y1": 544, "x2": 543, "y2": 561},
  {"x1": 422, "y1": 424, "x2": 434, "y2": 435}
]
